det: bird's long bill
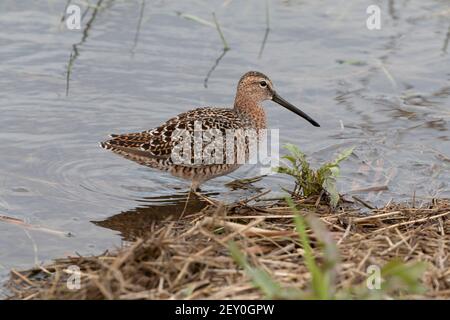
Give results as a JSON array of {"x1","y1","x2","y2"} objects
[{"x1": 272, "y1": 92, "x2": 320, "y2": 127}]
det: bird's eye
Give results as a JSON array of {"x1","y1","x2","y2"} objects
[{"x1": 259, "y1": 80, "x2": 267, "y2": 88}]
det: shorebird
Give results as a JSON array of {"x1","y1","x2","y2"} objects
[{"x1": 101, "y1": 71, "x2": 320, "y2": 191}]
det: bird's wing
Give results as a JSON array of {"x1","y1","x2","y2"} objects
[{"x1": 101, "y1": 107, "x2": 244, "y2": 165}]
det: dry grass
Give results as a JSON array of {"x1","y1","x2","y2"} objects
[{"x1": 6, "y1": 194, "x2": 449, "y2": 300}]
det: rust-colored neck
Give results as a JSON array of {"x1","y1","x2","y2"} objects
[{"x1": 234, "y1": 94, "x2": 267, "y2": 129}]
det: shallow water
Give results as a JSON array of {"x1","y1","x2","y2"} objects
[{"x1": 0, "y1": 0, "x2": 449, "y2": 292}]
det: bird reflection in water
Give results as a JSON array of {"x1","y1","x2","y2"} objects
[{"x1": 92, "y1": 192, "x2": 217, "y2": 241}]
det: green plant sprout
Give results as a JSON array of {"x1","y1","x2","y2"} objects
[{"x1": 276, "y1": 144, "x2": 355, "y2": 208}]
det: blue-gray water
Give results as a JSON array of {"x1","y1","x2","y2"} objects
[{"x1": 0, "y1": 0, "x2": 449, "y2": 294}]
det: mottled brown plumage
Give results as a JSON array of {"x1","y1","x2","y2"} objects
[{"x1": 101, "y1": 71, "x2": 320, "y2": 190}]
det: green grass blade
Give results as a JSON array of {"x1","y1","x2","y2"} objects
[
  {"x1": 286, "y1": 197, "x2": 330, "y2": 299},
  {"x1": 229, "y1": 241, "x2": 281, "y2": 298}
]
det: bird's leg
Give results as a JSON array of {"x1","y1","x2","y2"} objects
[
  {"x1": 180, "y1": 181, "x2": 201, "y2": 219},
  {"x1": 179, "y1": 181, "x2": 204, "y2": 219},
  {"x1": 190, "y1": 181, "x2": 202, "y2": 193},
  {"x1": 189, "y1": 180, "x2": 220, "y2": 206}
]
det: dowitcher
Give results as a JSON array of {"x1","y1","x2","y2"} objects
[{"x1": 101, "y1": 71, "x2": 320, "y2": 191}]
